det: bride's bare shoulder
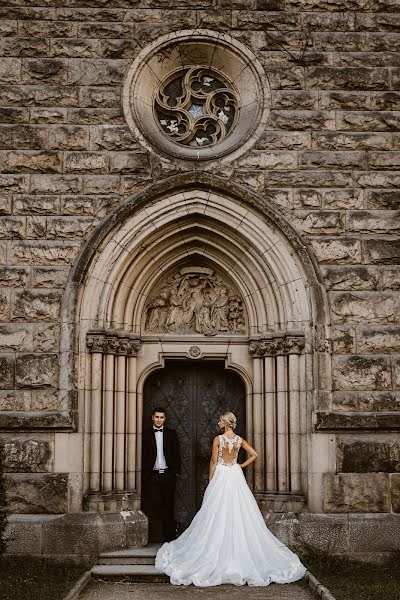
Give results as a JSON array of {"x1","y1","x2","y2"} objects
[{"x1": 213, "y1": 435, "x2": 220, "y2": 444}]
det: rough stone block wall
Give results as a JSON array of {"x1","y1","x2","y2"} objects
[{"x1": 0, "y1": 0, "x2": 399, "y2": 520}]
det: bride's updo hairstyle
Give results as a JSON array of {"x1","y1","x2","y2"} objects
[{"x1": 220, "y1": 412, "x2": 237, "y2": 430}]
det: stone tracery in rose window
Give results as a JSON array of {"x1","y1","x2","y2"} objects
[{"x1": 154, "y1": 67, "x2": 240, "y2": 148}]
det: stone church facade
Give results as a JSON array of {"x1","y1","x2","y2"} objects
[{"x1": 0, "y1": 0, "x2": 399, "y2": 558}]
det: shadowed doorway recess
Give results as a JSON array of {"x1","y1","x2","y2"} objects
[{"x1": 142, "y1": 361, "x2": 246, "y2": 532}]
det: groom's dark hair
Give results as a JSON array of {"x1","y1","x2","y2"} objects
[{"x1": 152, "y1": 406, "x2": 166, "y2": 416}]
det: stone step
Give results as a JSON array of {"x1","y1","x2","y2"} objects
[
  {"x1": 98, "y1": 545, "x2": 161, "y2": 565},
  {"x1": 91, "y1": 564, "x2": 168, "y2": 582}
]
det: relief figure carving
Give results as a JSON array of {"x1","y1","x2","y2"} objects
[{"x1": 145, "y1": 269, "x2": 246, "y2": 336}]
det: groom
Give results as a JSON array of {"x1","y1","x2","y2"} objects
[{"x1": 142, "y1": 407, "x2": 180, "y2": 543}]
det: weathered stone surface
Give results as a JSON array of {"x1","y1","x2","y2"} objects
[
  {"x1": 14, "y1": 195, "x2": 60, "y2": 215},
  {"x1": 291, "y1": 210, "x2": 345, "y2": 234},
  {"x1": 13, "y1": 290, "x2": 61, "y2": 321},
  {"x1": 348, "y1": 514, "x2": 400, "y2": 559},
  {"x1": 310, "y1": 238, "x2": 362, "y2": 264},
  {"x1": 349, "y1": 210, "x2": 400, "y2": 233},
  {"x1": 364, "y1": 239, "x2": 400, "y2": 264},
  {"x1": 64, "y1": 152, "x2": 108, "y2": 173},
  {"x1": 0, "y1": 267, "x2": 29, "y2": 287},
  {"x1": 15, "y1": 354, "x2": 58, "y2": 387},
  {"x1": 26, "y1": 216, "x2": 46, "y2": 239},
  {"x1": 338, "y1": 441, "x2": 400, "y2": 473},
  {"x1": 0, "y1": 325, "x2": 32, "y2": 352},
  {"x1": 313, "y1": 132, "x2": 391, "y2": 151},
  {"x1": 0, "y1": 390, "x2": 29, "y2": 411},
  {"x1": 299, "y1": 150, "x2": 366, "y2": 170},
  {"x1": 21, "y1": 58, "x2": 68, "y2": 84},
  {"x1": 48, "y1": 126, "x2": 90, "y2": 150},
  {"x1": 394, "y1": 358, "x2": 400, "y2": 390},
  {"x1": 0, "y1": 355, "x2": 15, "y2": 389},
  {"x1": 292, "y1": 514, "x2": 350, "y2": 555},
  {"x1": 82, "y1": 175, "x2": 119, "y2": 194},
  {"x1": 365, "y1": 190, "x2": 400, "y2": 209},
  {"x1": 32, "y1": 267, "x2": 69, "y2": 289},
  {"x1": 330, "y1": 292, "x2": 400, "y2": 324},
  {"x1": 0, "y1": 150, "x2": 61, "y2": 173},
  {"x1": 0, "y1": 217, "x2": 26, "y2": 239},
  {"x1": 357, "y1": 325, "x2": 400, "y2": 354},
  {"x1": 33, "y1": 324, "x2": 60, "y2": 352},
  {"x1": 323, "y1": 473, "x2": 391, "y2": 513},
  {"x1": 11, "y1": 242, "x2": 79, "y2": 265},
  {"x1": 90, "y1": 125, "x2": 139, "y2": 150},
  {"x1": 331, "y1": 326, "x2": 356, "y2": 354},
  {"x1": 333, "y1": 391, "x2": 400, "y2": 412},
  {"x1": 30, "y1": 174, "x2": 81, "y2": 194},
  {"x1": 0, "y1": 125, "x2": 48, "y2": 150},
  {"x1": 68, "y1": 59, "x2": 128, "y2": 85},
  {"x1": 333, "y1": 355, "x2": 392, "y2": 391},
  {"x1": 2, "y1": 437, "x2": 53, "y2": 472},
  {"x1": 392, "y1": 475, "x2": 400, "y2": 512},
  {"x1": 5, "y1": 473, "x2": 68, "y2": 513},
  {"x1": 0, "y1": 290, "x2": 10, "y2": 322},
  {"x1": 30, "y1": 388, "x2": 58, "y2": 411},
  {"x1": 321, "y1": 266, "x2": 379, "y2": 291},
  {"x1": 379, "y1": 267, "x2": 400, "y2": 290},
  {"x1": 46, "y1": 217, "x2": 97, "y2": 239}
]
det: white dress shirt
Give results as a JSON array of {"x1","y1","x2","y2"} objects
[{"x1": 153, "y1": 428, "x2": 168, "y2": 470}]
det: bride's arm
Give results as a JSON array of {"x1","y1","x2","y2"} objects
[
  {"x1": 209, "y1": 436, "x2": 219, "y2": 481},
  {"x1": 239, "y1": 439, "x2": 258, "y2": 469}
]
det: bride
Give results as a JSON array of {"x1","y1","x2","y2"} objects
[{"x1": 155, "y1": 411, "x2": 306, "y2": 587}]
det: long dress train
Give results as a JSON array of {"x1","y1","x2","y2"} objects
[{"x1": 155, "y1": 434, "x2": 306, "y2": 586}]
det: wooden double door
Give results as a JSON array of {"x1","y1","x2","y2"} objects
[{"x1": 143, "y1": 361, "x2": 246, "y2": 531}]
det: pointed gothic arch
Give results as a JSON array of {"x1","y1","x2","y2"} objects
[{"x1": 60, "y1": 173, "x2": 330, "y2": 512}]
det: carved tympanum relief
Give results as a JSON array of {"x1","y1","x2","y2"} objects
[
  {"x1": 144, "y1": 267, "x2": 246, "y2": 336},
  {"x1": 155, "y1": 67, "x2": 239, "y2": 148}
]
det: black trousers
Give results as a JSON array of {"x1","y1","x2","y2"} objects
[{"x1": 142, "y1": 470, "x2": 177, "y2": 543}]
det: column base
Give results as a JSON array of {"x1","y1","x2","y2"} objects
[
  {"x1": 84, "y1": 492, "x2": 141, "y2": 512},
  {"x1": 255, "y1": 492, "x2": 306, "y2": 513}
]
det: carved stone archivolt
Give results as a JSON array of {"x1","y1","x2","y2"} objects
[
  {"x1": 155, "y1": 67, "x2": 239, "y2": 148},
  {"x1": 86, "y1": 331, "x2": 142, "y2": 355},
  {"x1": 248, "y1": 335, "x2": 305, "y2": 357},
  {"x1": 144, "y1": 267, "x2": 246, "y2": 336}
]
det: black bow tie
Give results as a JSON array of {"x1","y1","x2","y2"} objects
[{"x1": 154, "y1": 428, "x2": 163, "y2": 432}]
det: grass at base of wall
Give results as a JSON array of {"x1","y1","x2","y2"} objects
[
  {"x1": 303, "y1": 552, "x2": 400, "y2": 600},
  {"x1": 0, "y1": 556, "x2": 92, "y2": 600}
]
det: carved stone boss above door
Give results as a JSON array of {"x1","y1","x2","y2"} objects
[
  {"x1": 85, "y1": 330, "x2": 141, "y2": 502},
  {"x1": 249, "y1": 333, "x2": 306, "y2": 498}
]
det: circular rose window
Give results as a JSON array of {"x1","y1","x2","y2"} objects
[
  {"x1": 123, "y1": 30, "x2": 269, "y2": 164},
  {"x1": 155, "y1": 67, "x2": 239, "y2": 148}
]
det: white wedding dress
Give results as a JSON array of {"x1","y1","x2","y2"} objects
[{"x1": 155, "y1": 434, "x2": 306, "y2": 587}]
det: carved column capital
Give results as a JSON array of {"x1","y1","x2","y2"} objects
[
  {"x1": 86, "y1": 331, "x2": 142, "y2": 356},
  {"x1": 249, "y1": 334, "x2": 305, "y2": 357}
]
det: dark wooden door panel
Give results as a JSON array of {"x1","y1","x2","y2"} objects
[{"x1": 142, "y1": 361, "x2": 246, "y2": 531}]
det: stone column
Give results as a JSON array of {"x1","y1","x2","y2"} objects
[
  {"x1": 249, "y1": 334, "x2": 305, "y2": 496},
  {"x1": 126, "y1": 353, "x2": 138, "y2": 492},
  {"x1": 286, "y1": 336, "x2": 305, "y2": 493},
  {"x1": 86, "y1": 331, "x2": 141, "y2": 498},
  {"x1": 276, "y1": 352, "x2": 288, "y2": 492},
  {"x1": 86, "y1": 334, "x2": 107, "y2": 493},
  {"x1": 102, "y1": 351, "x2": 115, "y2": 492},
  {"x1": 252, "y1": 355, "x2": 264, "y2": 492},
  {"x1": 115, "y1": 354, "x2": 126, "y2": 491}
]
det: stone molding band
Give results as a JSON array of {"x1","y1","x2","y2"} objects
[
  {"x1": 248, "y1": 335, "x2": 305, "y2": 357},
  {"x1": 86, "y1": 331, "x2": 142, "y2": 356}
]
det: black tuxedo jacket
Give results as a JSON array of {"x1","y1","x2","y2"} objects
[{"x1": 142, "y1": 426, "x2": 181, "y2": 478}]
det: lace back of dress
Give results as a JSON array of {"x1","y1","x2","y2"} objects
[{"x1": 218, "y1": 435, "x2": 242, "y2": 466}]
